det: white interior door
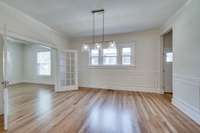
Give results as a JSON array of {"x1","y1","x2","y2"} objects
[{"x1": 56, "y1": 50, "x2": 78, "y2": 92}]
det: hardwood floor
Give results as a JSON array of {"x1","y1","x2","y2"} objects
[
  {"x1": 0, "y1": 115, "x2": 4, "y2": 132},
  {"x1": 0, "y1": 83, "x2": 200, "y2": 133}
]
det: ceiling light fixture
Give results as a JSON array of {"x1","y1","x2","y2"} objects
[{"x1": 82, "y1": 9, "x2": 116, "y2": 52}]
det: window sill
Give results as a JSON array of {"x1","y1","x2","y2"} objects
[
  {"x1": 37, "y1": 75, "x2": 52, "y2": 77},
  {"x1": 88, "y1": 65, "x2": 136, "y2": 69}
]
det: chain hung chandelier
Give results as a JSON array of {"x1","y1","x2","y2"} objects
[{"x1": 82, "y1": 9, "x2": 116, "y2": 52}]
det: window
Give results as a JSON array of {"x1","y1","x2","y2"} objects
[
  {"x1": 37, "y1": 51, "x2": 51, "y2": 76},
  {"x1": 90, "y1": 49, "x2": 99, "y2": 65},
  {"x1": 103, "y1": 48, "x2": 117, "y2": 65},
  {"x1": 89, "y1": 44, "x2": 135, "y2": 67},
  {"x1": 166, "y1": 52, "x2": 173, "y2": 62},
  {"x1": 122, "y1": 48, "x2": 132, "y2": 65}
]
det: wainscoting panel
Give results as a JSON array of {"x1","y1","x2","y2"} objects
[
  {"x1": 172, "y1": 74, "x2": 200, "y2": 125},
  {"x1": 79, "y1": 70, "x2": 162, "y2": 93}
]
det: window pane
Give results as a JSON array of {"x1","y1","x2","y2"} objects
[
  {"x1": 91, "y1": 57, "x2": 99, "y2": 65},
  {"x1": 91, "y1": 49, "x2": 99, "y2": 56},
  {"x1": 122, "y1": 56, "x2": 131, "y2": 65},
  {"x1": 122, "y1": 47, "x2": 131, "y2": 56},
  {"x1": 166, "y1": 52, "x2": 173, "y2": 62},
  {"x1": 37, "y1": 52, "x2": 51, "y2": 63},
  {"x1": 37, "y1": 51, "x2": 51, "y2": 76},
  {"x1": 103, "y1": 57, "x2": 117, "y2": 65},
  {"x1": 39, "y1": 64, "x2": 50, "y2": 75},
  {"x1": 103, "y1": 48, "x2": 117, "y2": 56},
  {"x1": 90, "y1": 49, "x2": 99, "y2": 65}
]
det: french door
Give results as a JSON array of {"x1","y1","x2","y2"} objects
[{"x1": 56, "y1": 50, "x2": 78, "y2": 92}]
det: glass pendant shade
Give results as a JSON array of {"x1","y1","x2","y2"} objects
[
  {"x1": 95, "y1": 43, "x2": 102, "y2": 50},
  {"x1": 109, "y1": 41, "x2": 116, "y2": 48},
  {"x1": 82, "y1": 44, "x2": 90, "y2": 52}
]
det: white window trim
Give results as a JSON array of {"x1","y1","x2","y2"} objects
[
  {"x1": 102, "y1": 48, "x2": 118, "y2": 65},
  {"x1": 89, "y1": 49, "x2": 100, "y2": 66},
  {"x1": 88, "y1": 43, "x2": 136, "y2": 68},
  {"x1": 37, "y1": 50, "x2": 52, "y2": 76}
]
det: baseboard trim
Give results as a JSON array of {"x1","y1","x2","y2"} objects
[
  {"x1": 9, "y1": 81, "x2": 24, "y2": 85},
  {"x1": 164, "y1": 89, "x2": 172, "y2": 93},
  {"x1": 172, "y1": 97, "x2": 200, "y2": 125},
  {"x1": 9, "y1": 81, "x2": 54, "y2": 86},
  {"x1": 9, "y1": 80, "x2": 55, "y2": 85},
  {"x1": 55, "y1": 85, "x2": 79, "y2": 92},
  {"x1": 79, "y1": 86, "x2": 163, "y2": 94},
  {"x1": 22, "y1": 81, "x2": 55, "y2": 86}
]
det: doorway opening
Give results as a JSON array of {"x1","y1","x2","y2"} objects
[
  {"x1": 0, "y1": 34, "x2": 78, "y2": 131},
  {"x1": 5, "y1": 37, "x2": 56, "y2": 130},
  {"x1": 162, "y1": 30, "x2": 173, "y2": 100}
]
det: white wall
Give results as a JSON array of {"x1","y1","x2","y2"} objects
[
  {"x1": 0, "y1": 36, "x2": 4, "y2": 114},
  {"x1": 70, "y1": 29, "x2": 162, "y2": 93},
  {"x1": 0, "y1": 1, "x2": 69, "y2": 49},
  {"x1": 162, "y1": 0, "x2": 200, "y2": 125},
  {"x1": 7, "y1": 40, "x2": 24, "y2": 84},
  {"x1": 6, "y1": 42, "x2": 57, "y2": 85},
  {"x1": 23, "y1": 44, "x2": 57, "y2": 85},
  {"x1": 0, "y1": 1, "x2": 69, "y2": 115}
]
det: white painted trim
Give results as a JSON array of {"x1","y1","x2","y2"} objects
[
  {"x1": 79, "y1": 86, "x2": 163, "y2": 94},
  {"x1": 0, "y1": 1, "x2": 64, "y2": 37},
  {"x1": 174, "y1": 74, "x2": 200, "y2": 86},
  {"x1": 55, "y1": 85, "x2": 79, "y2": 92},
  {"x1": 160, "y1": 36, "x2": 164, "y2": 94},
  {"x1": 173, "y1": 74, "x2": 200, "y2": 125},
  {"x1": 22, "y1": 81, "x2": 55, "y2": 86},
  {"x1": 172, "y1": 97, "x2": 200, "y2": 125},
  {"x1": 9, "y1": 81, "x2": 24, "y2": 85},
  {"x1": 3, "y1": 89, "x2": 8, "y2": 130},
  {"x1": 164, "y1": 89, "x2": 172, "y2": 93},
  {"x1": 55, "y1": 50, "x2": 78, "y2": 92},
  {"x1": 0, "y1": 29, "x2": 57, "y2": 49},
  {"x1": 88, "y1": 65, "x2": 136, "y2": 69},
  {"x1": 8, "y1": 81, "x2": 55, "y2": 87},
  {"x1": 160, "y1": 0, "x2": 192, "y2": 35},
  {"x1": 88, "y1": 43, "x2": 136, "y2": 67}
]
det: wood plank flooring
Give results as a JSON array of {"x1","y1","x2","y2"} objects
[
  {"x1": 0, "y1": 83, "x2": 200, "y2": 133},
  {"x1": 0, "y1": 115, "x2": 4, "y2": 132}
]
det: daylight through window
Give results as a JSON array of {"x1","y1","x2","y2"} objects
[
  {"x1": 37, "y1": 51, "x2": 51, "y2": 76},
  {"x1": 89, "y1": 44, "x2": 135, "y2": 66}
]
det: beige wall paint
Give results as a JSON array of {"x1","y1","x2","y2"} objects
[{"x1": 70, "y1": 29, "x2": 162, "y2": 93}]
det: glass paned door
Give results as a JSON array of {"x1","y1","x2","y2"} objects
[{"x1": 56, "y1": 50, "x2": 78, "y2": 91}]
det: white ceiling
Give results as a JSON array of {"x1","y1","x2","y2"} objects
[{"x1": 1, "y1": 0, "x2": 187, "y2": 38}]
